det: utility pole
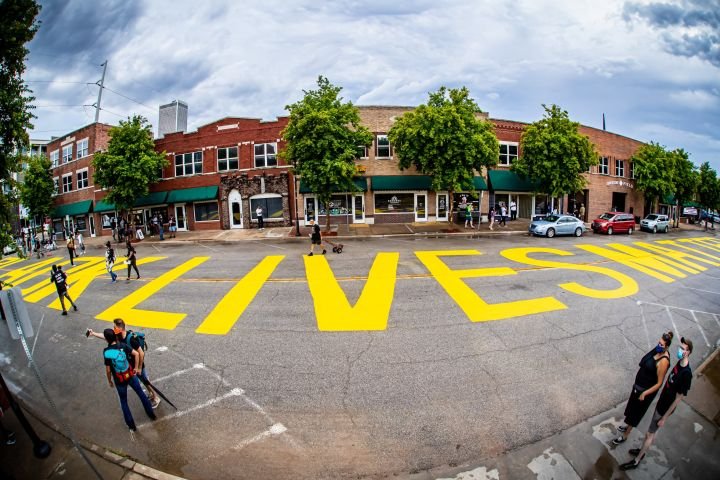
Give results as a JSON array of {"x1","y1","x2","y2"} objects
[{"x1": 94, "y1": 60, "x2": 108, "y2": 123}]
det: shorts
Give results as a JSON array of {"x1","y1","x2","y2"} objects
[
  {"x1": 312, "y1": 238, "x2": 322, "y2": 245},
  {"x1": 648, "y1": 410, "x2": 663, "y2": 433},
  {"x1": 169, "y1": 226, "x2": 177, "y2": 232}
]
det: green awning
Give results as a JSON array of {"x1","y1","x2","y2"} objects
[
  {"x1": 167, "y1": 186, "x2": 218, "y2": 203},
  {"x1": 94, "y1": 199, "x2": 115, "y2": 212},
  {"x1": 472, "y1": 176, "x2": 488, "y2": 190},
  {"x1": 488, "y1": 170, "x2": 538, "y2": 192},
  {"x1": 52, "y1": 200, "x2": 93, "y2": 218},
  {"x1": 299, "y1": 177, "x2": 367, "y2": 194},
  {"x1": 134, "y1": 191, "x2": 168, "y2": 207},
  {"x1": 371, "y1": 175, "x2": 433, "y2": 191}
]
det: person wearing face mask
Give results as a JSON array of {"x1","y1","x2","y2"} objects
[
  {"x1": 613, "y1": 330, "x2": 673, "y2": 445},
  {"x1": 620, "y1": 337, "x2": 693, "y2": 470}
]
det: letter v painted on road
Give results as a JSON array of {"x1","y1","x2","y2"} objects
[
  {"x1": 196, "y1": 256, "x2": 285, "y2": 335},
  {"x1": 304, "y1": 253, "x2": 399, "y2": 331},
  {"x1": 96, "y1": 257, "x2": 209, "y2": 330}
]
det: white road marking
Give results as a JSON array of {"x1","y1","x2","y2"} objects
[
  {"x1": 155, "y1": 346, "x2": 168, "y2": 352},
  {"x1": 30, "y1": 314, "x2": 44, "y2": 357},
  {"x1": 678, "y1": 285, "x2": 720, "y2": 295},
  {"x1": 152, "y1": 363, "x2": 206, "y2": 383},
  {"x1": 689, "y1": 311, "x2": 711, "y2": 347},
  {"x1": 527, "y1": 447, "x2": 580, "y2": 479},
  {"x1": 638, "y1": 301, "x2": 719, "y2": 317},
  {"x1": 713, "y1": 314, "x2": 720, "y2": 329},
  {"x1": 197, "y1": 242, "x2": 220, "y2": 252},
  {"x1": 436, "y1": 466, "x2": 500, "y2": 480},
  {"x1": 139, "y1": 388, "x2": 243, "y2": 428},
  {"x1": 248, "y1": 240, "x2": 288, "y2": 250},
  {"x1": 665, "y1": 306, "x2": 680, "y2": 340},
  {"x1": 694, "y1": 422, "x2": 704, "y2": 433},
  {"x1": 638, "y1": 302, "x2": 651, "y2": 349}
]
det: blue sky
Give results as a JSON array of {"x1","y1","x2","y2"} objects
[{"x1": 25, "y1": 0, "x2": 720, "y2": 170}]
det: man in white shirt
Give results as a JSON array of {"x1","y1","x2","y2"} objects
[
  {"x1": 510, "y1": 200, "x2": 517, "y2": 221},
  {"x1": 256, "y1": 206, "x2": 264, "y2": 230}
]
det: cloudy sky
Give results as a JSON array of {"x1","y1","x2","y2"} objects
[{"x1": 25, "y1": 0, "x2": 720, "y2": 169}]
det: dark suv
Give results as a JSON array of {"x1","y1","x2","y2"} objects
[{"x1": 591, "y1": 212, "x2": 636, "y2": 235}]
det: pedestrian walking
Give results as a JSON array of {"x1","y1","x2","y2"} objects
[
  {"x1": 256, "y1": 205, "x2": 264, "y2": 230},
  {"x1": 499, "y1": 204, "x2": 507, "y2": 226},
  {"x1": 307, "y1": 221, "x2": 326, "y2": 256},
  {"x1": 620, "y1": 337, "x2": 694, "y2": 470},
  {"x1": 510, "y1": 200, "x2": 517, "y2": 221},
  {"x1": 100, "y1": 328, "x2": 156, "y2": 435},
  {"x1": 105, "y1": 241, "x2": 118, "y2": 283},
  {"x1": 125, "y1": 241, "x2": 140, "y2": 280},
  {"x1": 50, "y1": 264, "x2": 77, "y2": 316},
  {"x1": 168, "y1": 215, "x2": 176, "y2": 238},
  {"x1": 111, "y1": 218, "x2": 117, "y2": 242},
  {"x1": 613, "y1": 330, "x2": 673, "y2": 445},
  {"x1": 488, "y1": 207, "x2": 495, "y2": 231},
  {"x1": 158, "y1": 213, "x2": 165, "y2": 241},
  {"x1": 118, "y1": 217, "x2": 125, "y2": 243},
  {"x1": 66, "y1": 236, "x2": 75, "y2": 266},
  {"x1": 75, "y1": 229, "x2": 85, "y2": 256},
  {"x1": 464, "y1": 204, "x2": 474, "y2": 228},
  {"x1": 579, "y1": 203, "x2": 586, "y2": 221}
]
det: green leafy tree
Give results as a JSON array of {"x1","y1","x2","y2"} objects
[
  {"x1": 669, "y1": 148, "x2": 697, "y2": 227},
  {"x1": 512, "y1": 104, "x2": 597, "y2": 207},
  {"x1": 19, "y1": 154, "x2": 53, "y2": 239},
  {"x1": 388, "y1": 86, "x2": 498, "y2": 225},
  {"x1": 697, "y1": 161, "x2": 720, "y2": 218},
  {"x1": 631, "y1": 142, "x2": 675, "y2": 213},
  {"x1": 92, "y1": 115, "x2": 168, "y2": 214},
  {"x1": 0, "y1": 0, "x2": 41, "y2": 252},
  {"x1": 281, "y1": 76, "x2": 372, "y2": 231}
]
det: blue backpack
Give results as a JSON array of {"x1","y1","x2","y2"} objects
[
  {"x1": 104, "y1": 345, "x2": 133, "y2": 383},
  {"x1": 127, "y1": 330, "x2": 147, "y2": 351}
]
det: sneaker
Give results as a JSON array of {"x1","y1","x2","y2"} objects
[
  {"x1": 129, "y1": 428, "x2": 136, "y2": 442},
  {"x1": 151, "y1": 396, "x2": 161, "y2": 409},
  {"x1": 629, "y1": 448, "x2": 641, "y2": 456},
  {"x1": 73, "y1": 305, "x2": 78, "y2": 311},
  {"x1": 148, "y1": 413, "x2": 157, "y2": 421},
  {"x1": 136, "y1": 276, "x2": 140, "y2": 279},
  {"x1": 61, "y1": 311, "x2": 67, "y2": 316},
  {"x1": 620, "y1": 460, "x2": 639, "y2": 471},
  {"x1": 322, "y1": 250, "x2": 327, "y2": 255},
  {"x1": 308, "y1": 252, "x2": 313, "y2": 256},
  {"x1": 6, "y1": 432, "x2": 16, "y2": 445},
  {"x1": 612, "y1": 436, "x2": 626, "y2": 445},
  {"x1": 618, "y1": 424, "x2": 628, "y2": 433}
]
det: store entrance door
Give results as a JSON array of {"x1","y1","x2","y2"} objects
[
  {"x1": 353, "y1": 195, "x2": 365, "y2": 223},
  {"x1": 175, "y1": 205, "x2": 187, "y2": 231},
  {"x1": 415, "y1": 193, "x2": 427, "y2": 222}
]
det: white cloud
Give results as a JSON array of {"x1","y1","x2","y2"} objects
[{"x1": 669, "y1": 89, "x2": 719, "y2": 109}]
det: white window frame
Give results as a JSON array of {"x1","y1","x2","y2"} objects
[
  {"x1": 53, "y1": 176, "x2": 59, "y2": 196},
  {"x1": 615, "y1": 159, "x2": 625, "y2": 177},
  {"x1": 357, "y1": 145, "x2": 368, "y2": 159},
  {"x1": 630, "y1": 162, "x2": 635, "y2": 179},
  {"x1": 76, "y1": 138, "x2": 89, "y2": 159},
  {"x1": 62, "y1": 145, "x2": 73, "y2": 164},
  {"x1": 76, "y1": 168, "x2": 89, "y2": 189},
  {"x1": 254, "y1": 142, "x2": 277, "y2": 168},
  {"x1": 599, "y1": 156, "x2": 609, "y2": 175},
  {"x1": 50, "y1": 150, "x2": 59, "y2": 168},
  {"x1": 376, "y1": 135, "x2": 391, "y2": 158},
  {"x1": 499, "y1": 142, "x2": 519, "y2": 166},
  {"x1": 174, "y1": 151, "x2": 203, "y2": 177},
  {"x1": 217, "y1": 146, "x2": 239, "y2": 171},
  {"x1": 61, "y1": 173, "x2": 72, "y2": 193}
]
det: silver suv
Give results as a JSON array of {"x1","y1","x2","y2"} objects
[{"x1": 640, "y1": 214, "x2": 670, "y2": 233}]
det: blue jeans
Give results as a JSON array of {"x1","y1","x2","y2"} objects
[
  {"x1": 114, "y1": 375, "x2": 155, "y2": 430},
  {"x1": 107, "y1": 262, "x2": 117, "y2": 281}
]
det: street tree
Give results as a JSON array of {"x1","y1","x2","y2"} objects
[
  {"x1": 92, "y1": 115, "x2": 168, "y2": 215},
  {"x1": 630, "y1": 142, "x2": 675, "y2": 213},
  {"x1": 697, "y1": 161, "x2": 720, "y2": 218},
  {"x1": 388, "y1": 86, "x2": 498, "y2": 225},
  {"x1": 281, "y1": 76, "x2": 372, "y2": 231},
  {"x1": 19, "y1": 154, "x2": 53, "y2": 239},
  {"x1": 669, "y1": 149, "x2": 697, "y2": 227},
  {"x1": 512, "y1": 104, "x2": 597, "y2": 211},
  {"x1": 0, "y1": 0, "x2": 41, "y2": 251}
]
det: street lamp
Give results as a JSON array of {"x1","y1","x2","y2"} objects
[{"x1": 293, "y1": 165, "x2": 301, "y2": 237}]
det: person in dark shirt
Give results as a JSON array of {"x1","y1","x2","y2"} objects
[
  {"x1": 125, "y1": 241, "x2": 140, "y2": 280},
  {"x1": 105, "y1": 241, "x2": 118, "y2": 282},
  {"x1": 49, "y1": 264, "x2": 77, "y2": 315},
  {"x1": 621, "y1": 338, "x2": 694, "y2": 470},
  {"x1": 307, "y1": 221, "x2": 326, "y2": 256}
]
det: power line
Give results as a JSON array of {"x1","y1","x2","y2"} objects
[
  {"x1": 99, "y1": 107, "x2": 127, "y2": 119},
  {"x1": 24, "y1": 80, "x2": 89, "y2": 84},
  {"x1": 102, "y1": 85, "x2": 155, "y2": 111},
  {"x1": 34, "y1": 104, "x2": 91, "y2": 108}
]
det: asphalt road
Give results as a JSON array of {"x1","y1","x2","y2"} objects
[{"x1": 2, "y1": 229, "x2": 719, "y2": 479}]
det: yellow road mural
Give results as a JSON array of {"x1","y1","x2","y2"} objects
[{"x1": 2, "y1": 237, "x2": 720, "y2": 334}]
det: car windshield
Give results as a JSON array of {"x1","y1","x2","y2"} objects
[
  {"x1": 599, "y1": 213, "x2": 614, "y2": 220},
  {"x1": 545, "y1": 215, "x2": 560, "y2": 222},
  {"x1": 645, "y1": 214, "x2": 658, "y2": 220}
]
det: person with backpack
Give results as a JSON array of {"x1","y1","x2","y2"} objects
[
  {"x1": 101, "y1": 328, "x2": 156, "y2": 434},
  {"x1": 125, "y1": 240, "x2": 140, "y2": 280},
  {"x1": 66, "y1": 235, "x2": 75, "y2": 266},
  {"x1": 105, "y1": 241, "x2": 118, "y2": 283},
  {"x1": 50, "y1": 264, "x2": 77, "y2": 316}
]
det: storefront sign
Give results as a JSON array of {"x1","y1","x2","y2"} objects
[
  {"x1": 375, "y1": 193, "x2": 414, "y2": 213},
  {"x1": 606, "y1": 180, "x2": 634, "y2": 189}
]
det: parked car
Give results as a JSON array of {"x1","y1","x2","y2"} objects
[
  {"x1": 640, "y1": 214, "x2": 670, "y2": 233},
  {"x1": 591, "y1": 212, "x2": 636, "y2": 235},
  {"x1": 529, "y1": 214, "x2": 586, "y2": 238}
]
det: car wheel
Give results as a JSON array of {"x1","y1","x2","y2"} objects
[
  {"x1": 653, "y1": 226, "x2": 657, "y2": 233},
  {"x1": 546, "y1": 228, "x2": 555, "y2": 238},
  {"x1": 607, "y1": 227, "x2": 613, "y2": 235},
  {"x1": 665, "y1": 225, "x2": 669, "y2": 233},
  {"x1": 628, "y1": 226, "x2": 634, "y2": 235},
  {"x1": 574, "y1": 227, "x2": 582, "y2": 237}
]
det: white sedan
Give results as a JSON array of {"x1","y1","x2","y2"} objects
[{"x1": 529, "y1": 215, "x2": 586, "y2": 238}]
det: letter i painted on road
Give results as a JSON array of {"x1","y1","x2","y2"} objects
[
  {"x1": 96, "y1": 257, "x2": 210, "y2": 330},
  {"x1": 196, "y1": 256, "x2": 285, "y2": 335},
  {"x1": 305, "y1": 253, "x2": 399, "y2": 331}
]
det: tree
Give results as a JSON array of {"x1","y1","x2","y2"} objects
[
  {"x1": 19, "y1": 154, "x2": 53, "y2": 238},
  {"x1": 281, "y1": 76, "x2": 372, "y2": 231},
  {"x1": 512, "y1": 104, "x2": 597, "y2": 209},
  {"x1": 92, "y1": 115, "x2": 168, "y2": 214},
  {"x1": 631, "y1": 142, "x2": 675, "y2": 213},
  {"x1": 697, "y1": 162, "x2": 720, "y2": 219},
  {"x1": 669, "y1": 149, "x2": 697, "y2": 227},
  {"x1": 388, "y1": 86, "x2": 498, "y2": 225},
  {"x1": 0, "y1": 0, "x2": 41, "y2": 251}
]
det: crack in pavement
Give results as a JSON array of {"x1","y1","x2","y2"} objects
[{"x1": 341, "y1": 332, "x2": 375, "y2": 428}]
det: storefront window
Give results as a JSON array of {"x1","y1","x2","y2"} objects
[
  {"x1": 319, "y1": 195, "x2": 350, "y2": 215},
  {"x1": 101, "y1": 214, "x2": 115, "y2": 229},
  {"x1": 250, "y1": 196, "x2": 283, "y2": 219},
  {"x1": 374, "y1": 193, "x2": 414, "y2": 213},
  {"x1": 453, "y1": 193, "x2": 480, "y2": 211},
  {"x1": 74, "y1": 216, "x2": 87, "y2": 231},
  {"x1": 194, "y1": 202, "x2": 219, "y2": 222}
]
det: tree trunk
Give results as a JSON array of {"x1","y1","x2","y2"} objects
[{"x1": 448, "y1": 189, "x2": 454, "y2": 229}]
